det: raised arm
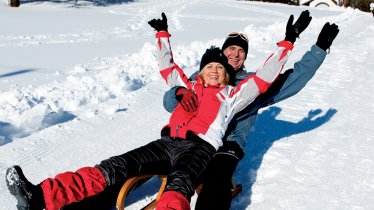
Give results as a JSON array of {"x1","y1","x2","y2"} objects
[
  {"x1": 259, "y1": 22, "x2": 340, "y2": 106},
  {"x1": 155, "y1": 32, "x2": 189, "y2": 87},
  {"x1": 228, "y1": 40, "x2": 294, "y2": 115},
  {"x1": 227, "y1": 10, "x2": 312, "y2": 119},
  {"x1": 149, "y1": 13, "x2": 189, "y2": 88}
]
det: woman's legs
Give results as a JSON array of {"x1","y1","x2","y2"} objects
[
  {"x1": 97, "y1": 139, "x2": 173, "y2": 187},
  {"x1": 6, "y1": 137, "x2": 215, "y2": 210},
  {"x1": 62, "y1": 138, "x2": 175, "y2": 210},
  {"x1": 6, "y1": 139, "x2": 173, "y2": 210}
]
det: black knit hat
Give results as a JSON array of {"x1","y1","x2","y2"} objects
[
  {"x1": 199, "y1": 46, "x2": 235, "y2": 85},
  {"x1": 222, "y1": 32, "x2": 249, "y2": 57},
  {"x1": 200, "y1": 46, "x2": 228, "y2": 70}
]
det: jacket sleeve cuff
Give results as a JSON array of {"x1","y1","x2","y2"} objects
[
  {"x1": 277, "y1": 40, "x2": 294, "y2": 51},
  {"x1": 163, "y1": 86, "x2": 180, "y2": 113},
  {"x1": 156, "y1": 31, "x2": 171, "y2": 38},
  {"x1": 311, "y1": 44, "x2": 327, "y2": 57}
]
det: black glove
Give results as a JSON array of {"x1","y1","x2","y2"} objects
[
  {"x1": 285, "y1": 10, "x2": 312, "y2": 44},
  {"x1": 316, "y1": 22, "x2": 339, "y2": 51},
  {"x1": 148, "y1": 12, "x2": 168, "y2": 32}
]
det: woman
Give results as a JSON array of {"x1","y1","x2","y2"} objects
[{"x1": 5, "y1": 13, "x2": 293, "y2": 210}]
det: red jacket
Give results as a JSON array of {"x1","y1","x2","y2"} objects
[{"x1": 156, "y1": 31, "x2": 293, "y2": 150}]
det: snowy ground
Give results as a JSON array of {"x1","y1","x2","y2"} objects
[{"x1": 1, "y1": 0, "x2": 374, "y2": 209}]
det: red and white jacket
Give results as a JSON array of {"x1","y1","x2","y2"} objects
[{"x1": 156, "y1": 31, "x2": 293, "y2": 150}]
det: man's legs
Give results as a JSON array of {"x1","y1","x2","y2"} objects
[{"x1": 195, "y1": 141, "x2": 243, "y2": 210}]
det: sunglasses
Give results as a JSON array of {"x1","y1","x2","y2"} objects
[{"x1": 227, "y1": 32, "x2": 248, "y2": 42}]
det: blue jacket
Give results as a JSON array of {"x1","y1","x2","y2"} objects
[{"x1": 163, "y1": 44, "x2": 327, "y2": 151}]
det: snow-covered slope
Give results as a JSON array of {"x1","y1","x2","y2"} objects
[{"x1": 1, "y1": 0, "x2": 373, "y2": 209}]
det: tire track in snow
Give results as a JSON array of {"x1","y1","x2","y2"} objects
[
  {"x1": 100, "y1": 0, "x2": 192, "y2": 38},
  {"x1": 176, "y1": 13, "x2": 277, "y2": 22},
  {"x1": 0, "y1": 125, "x2": 77, "y2": 172},
  {"x1": 213, "y1": 0, "x2": 289, "y2": 18},
  {"x1": 0, "y1": 0, "x2": 190, "y2": 48}
]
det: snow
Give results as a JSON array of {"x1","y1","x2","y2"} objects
[{"x1": 1, "y1": 0, "x2": 374, "y2": 209}]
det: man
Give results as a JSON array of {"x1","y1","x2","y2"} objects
[{"x1": 163, "y1": 12, "x2": 339, "y2": 210}]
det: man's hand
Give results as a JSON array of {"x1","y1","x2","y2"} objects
[
  {"x1": 176, "y1": 88, "x2": 198, "y2": 112},
  {"x1": 285, "y1": 10, "x2": 312, "y2": 43},
  {"x1": 316, "y1": 22, "x2": 339, "y2": 51},
  {"x1": 148, "y1": 12, "x2": 168, "y2": 32}
]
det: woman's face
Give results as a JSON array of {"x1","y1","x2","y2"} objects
[{"x1": 200, "y1": 62, "x2": 227, "y2": 87}]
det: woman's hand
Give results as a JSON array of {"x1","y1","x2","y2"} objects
[
  {"x1": 148, "y1": 12, "x2": 168, "y2": 32},
  {"x1": 285, "y1": 10, "x2": 312, "y2": 44}
]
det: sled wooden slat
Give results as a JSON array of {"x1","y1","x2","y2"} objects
[
  {"x1": 116, "y1": 175, "x2": 167, "y2": 210},
  {"x1": 231, "y1": 177, "x2": 242, "y2": 198}
]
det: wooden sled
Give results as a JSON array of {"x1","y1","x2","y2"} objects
[{"x1": 116, "y1": 175, "x2": 242, "y2": 210}]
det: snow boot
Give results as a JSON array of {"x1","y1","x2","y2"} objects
[
  {"x1": 156, "y1": 191, "x2": 190, "y2": 210},
  {"x1": 5, "y1": 165, "x2": 45, "y2": 210}
]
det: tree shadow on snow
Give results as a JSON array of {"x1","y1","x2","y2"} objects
[
  {"x1": 231, "y1": 106, "x2": 337, "y2": 209},
  {"x1": 0, "y1": 111, "x2": 76, "y2": 146},
  {"x1": 0, "y1": 121, "x2": 21, "y2": 146},
  {"x1": 21, "y1": 0, "x2": 136, "y2": 7},
  {"x1": 0, "y1": 69, "x2": 36, "y2": 78}
]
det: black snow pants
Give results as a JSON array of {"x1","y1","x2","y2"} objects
[
  {"x1": 195, "y1": 141, "x2": 244, "y2": 210},
  {"x1": 63, "y1": 135, "x2": 215, "y2": 210}
]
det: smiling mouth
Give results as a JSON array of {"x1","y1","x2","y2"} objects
[
  {"x1": 229, "y1": 58, "x2": 239, "y2": 63},
  {"x1": 209, "y1": 75, "x2": 219, "y2": 80}
]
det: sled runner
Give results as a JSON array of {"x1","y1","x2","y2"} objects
[{"x1": 116, "y1": 175, "x2": 242, "y2": 210}]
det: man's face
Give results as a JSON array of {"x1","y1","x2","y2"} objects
[{"x1": 223, "y1": 45, "x2": 246, "y2": 71}]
